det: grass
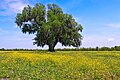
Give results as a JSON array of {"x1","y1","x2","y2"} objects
[{"x1": 0, "y1": 51, "x2": 120, "y2": 80}]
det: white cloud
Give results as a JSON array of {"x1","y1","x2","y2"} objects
[
  {"x1": 108, "y1": 38, "x2": 115, "y2": 42},
  {"x1": 107, "y1": 23, "x2": 120, "y2": 28},
  {"x1": 0, "y1": 31, "x2": 37, "y2": 49},
  {"x1": 9, "y1": 1, "x2": 27, "y2": 12},
  {"x1": 81, "y1": 35, "x2": 120, "y2": 48},
  {"x1": 13, "y1": 23, "x2": 19, "y2": 28},
  {"x1": 0, "y1": 0, "x2": 28, "y2": 16}
]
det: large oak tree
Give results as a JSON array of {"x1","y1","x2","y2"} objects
[{"x1": 15, "y1": 3, "x2": 83, "y2": 52}]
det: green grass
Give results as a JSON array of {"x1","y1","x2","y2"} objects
[{"x1": 0, "y1": 51, "x2": 120, "y2": 80}]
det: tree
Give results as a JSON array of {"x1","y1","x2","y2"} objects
[{"x1": 15, "y1": 3, "x2": 83, "y2": 52}]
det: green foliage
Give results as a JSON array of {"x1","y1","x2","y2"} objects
[{"x1": 15, "y1": 3, "x2": 83, "y2": 51}]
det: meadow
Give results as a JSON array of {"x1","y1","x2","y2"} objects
[{"x1": 0, "y1": 51, "x2": 120, "y2": 80}]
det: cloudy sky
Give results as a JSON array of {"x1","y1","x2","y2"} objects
[{"x1": 0, "y1": 0, "x2": 120, "y2": 49}]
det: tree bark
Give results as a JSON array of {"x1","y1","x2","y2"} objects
[
  {"x1": 48, "y1": 44, "x2": 55, "y2": 52},
  {"x1": 48, "y1": 39, "x2": 58, "y2": 52}
]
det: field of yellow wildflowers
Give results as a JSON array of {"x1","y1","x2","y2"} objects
[{"x1": 0, "y1": 51, "x2": 120, "y2": 80}]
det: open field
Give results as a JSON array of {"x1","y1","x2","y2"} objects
[{"x1": 0, "y1": 51, "x2": 120, "y2": 80}]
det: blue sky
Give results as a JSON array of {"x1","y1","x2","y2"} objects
[{"x1": 0, "y1": 0, "x2": 120, "y2": 49}]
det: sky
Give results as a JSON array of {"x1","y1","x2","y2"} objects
[{"x1": 0, "y1": 0, "x2": 120, "y2": 49}]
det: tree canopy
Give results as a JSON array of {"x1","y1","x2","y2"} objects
[{"x1": 15, "y1": 3, "x2": 83, "y2": 52}]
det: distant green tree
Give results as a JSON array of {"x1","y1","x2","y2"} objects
[
  {"x1": 114, "y1": 46, "x2": 120, "y2": 51},
  {"x1": 96, "y1": 47, "x2": 99, "y2": 51},
  {"x1": 15, "y1": 3, "x2": 83, "y2": 52}
]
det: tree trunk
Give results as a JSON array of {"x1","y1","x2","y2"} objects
[
  {"x1": 48, "y1": 40, "x2": 58, "y2": 52},
  {"x1": 48, "y1": 44, "x2": 55, "y2": 52}
]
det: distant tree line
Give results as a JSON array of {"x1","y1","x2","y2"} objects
[
  {"x1": 0, "y1": 48, "x2": 44, "y2": 51},
  {"x1": 56, "y1": 46, "x2": 120, "y2": 51},
  {"x1": 1, "y1": 46, "x2": 120, "y2": 51}
]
